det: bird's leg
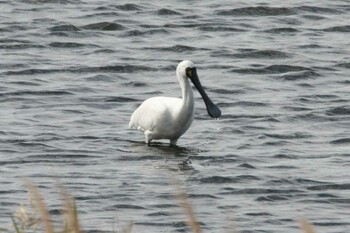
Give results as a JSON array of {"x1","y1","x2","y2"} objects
[
  {"x1": 145, "y1": 131, "x2": 152, "y2": 145},
  {"x1": 170, "y1": 138, "x2": 178, "y2": 146}
]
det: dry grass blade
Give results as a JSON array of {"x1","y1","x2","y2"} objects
[
  {"x1": 56, "y1": 180, "x2": 81, "y2": 233},
  {"x1": 120, "y1": 221, "x2": 133, "y2": 233},
  {"x1": 13, "y1": 204, "x2": 40, "y2": 232},
  {"x1": 11, "y1": 216, "x2": 21, "y2": 233},
  {"x1": 299, "y1": 219, "x2": 315, "y2": 233},
  {"x1": 175, "y1": 184, "x2": 201, "y2": 233},
  {"x1": 23, "y1": 179, "x2": 54, "y2": 233}
]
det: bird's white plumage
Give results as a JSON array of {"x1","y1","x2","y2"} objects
[{"x1": 129, "y1": 60, "x2": 195, "y2": 145}]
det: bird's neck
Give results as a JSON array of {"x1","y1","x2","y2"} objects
[
  {"x1": 175, "y1": 73, "x2": 195, "y2": 129},
  {"x1": 178, "y1": 74, "x2": 194, "y2": 110}
]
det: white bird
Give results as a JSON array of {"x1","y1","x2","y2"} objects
[{"x1": 129, "y1": 60, "x2": 221, "y2": 145}]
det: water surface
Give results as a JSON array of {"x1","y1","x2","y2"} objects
[{"x1": 1, "y1": 1, "x2": 350, "y2": 232}]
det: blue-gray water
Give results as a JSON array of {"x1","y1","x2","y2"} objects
[{"x1": 1, "y1": 1, "x2": 350, "y2": 232}]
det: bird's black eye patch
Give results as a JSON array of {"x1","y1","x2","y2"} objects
[{"x1": 186, "y1": 67, "x2": 192, "y2": 78}]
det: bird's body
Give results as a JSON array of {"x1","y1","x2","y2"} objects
[
  {"x1": 129, "y1": 96, "x2": 193, "y2": 145},
  {"x1": 129, "y1": 60, "x2": 221, "y2": 145}
]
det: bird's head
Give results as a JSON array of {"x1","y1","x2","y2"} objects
[
  {"x1": 176, "y1": 60, "x2": 221, "y2": 118},
  {"x1": 176, "y1": 60, "x2": 196, "y2": 80}
]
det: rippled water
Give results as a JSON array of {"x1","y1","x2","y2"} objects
[{"x1": 1, "y1": 1, "x2": 350, "y2": 232}]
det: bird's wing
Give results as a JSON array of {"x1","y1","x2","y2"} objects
[{"x1": 129, "y1": 97, "x2": 180, "y2": 132}]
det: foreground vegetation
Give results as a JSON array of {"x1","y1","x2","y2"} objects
[{"x1": 4, "y1": 180, "x2": 315, "y2": 233}]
